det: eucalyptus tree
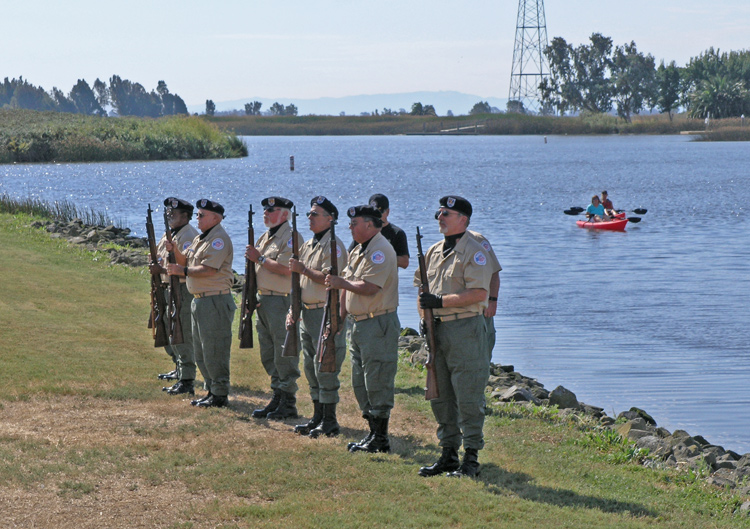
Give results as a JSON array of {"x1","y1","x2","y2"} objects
[{"x1": 611, "y1": 41, "x2": 657, "y2": 122}]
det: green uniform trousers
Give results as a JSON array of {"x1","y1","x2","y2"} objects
[
  {"x1": 256, "y1": 294, "x2": 300, "y2": 393},
  {"x1": 431, "y1": 315, "x2": 490, "y2": 451},
  {"x1": 300, "y1": 306, "x2": 347, "y2": 404},
  {"x1": 164, "y1": 283, "x2": 195, "y2": 381},
  {"x1": 485, "y1": 314, "x2": 496, "y2": 363},
  {"x1": 349, "y1": 311, "x2": 400, "y2": 419},
  {"x1": 191, "y1": 293, "x2": 235, "y2": 397}
]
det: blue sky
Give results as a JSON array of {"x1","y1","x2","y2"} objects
[{"x1": 4, "y1": 1, "x2": 748, "y2": 106}]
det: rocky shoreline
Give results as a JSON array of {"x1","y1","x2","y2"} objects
[{"x1": 29, "y1": 217, "x2": 750, "y2": 504}]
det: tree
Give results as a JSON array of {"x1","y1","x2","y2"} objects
[
  {"x1": 8, "y1": 77, "x2": 56, "y2": 111},
  {"x1": 423, "y1": 104, "x2": 436, "y2": 116},
  {"x1": 689, "y1": 76, "x2": 749, "y2": 119},
  {"x1": 284, "y1": 103, "x2": 298, "y2": 116},
  {"x1": 205, "y1": 99, "x2": 216, "y2": 116},
  {"x1": 51, "y1": 87, "x2": 77, "y2": 113},
  {"x1": 656, "y1": 61, "x2": 682, "y2": 121},
  {"x1": 244, "y1": 101, "x2": 262, "y2": 115},
  {"x1": 505, "y1": 100, "x2": 525, "y2": 114},
  {"x1": 469, "y1": 101, "x2": 492, "y2": 115},
  {"x1": 93, "y1": 78, "x2": 109, "y2": 108},
  {"x1": 611, "y1": 41, "x2": 657, "y2": 122},
  {"x1": 69, "y1": 79, "x2": 105, "y2": 116},
  {"x1": 269, "y1": 102, "x2": 285, "y2": 115},
  {"x1": 410, "y1": 102, "x2": 424, "y2": 115}
]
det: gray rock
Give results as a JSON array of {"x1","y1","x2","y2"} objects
[
  {"x1": 739, "y1": 501, "x2": 750, "y2": 514},
  {"x1": 619, "y1": 407, "x2": 657, "y2": 426},
  {"x1": 549, "y1": 386, "x2": 579, "y2": 409},
  {"x1": 497, "y1": 385, "x2": 540, "y2": 405},
  {"x1": 529, "y1": 386, "x2": 550, "y2": 400},
  {"x1": 579, "y1": 402, "x2": 604, "y2": 418},
  {"x1": 673, "y1": 441, "x2": 702, "y2": 462},
  {"x1": 69, "y1": 236, "x2": 87, "y2": 245},
  {"x1": 655, "y1": 427, "x2": 672, "y2": 438},
  {"x1": 636, "y1": 435, "x2": 672, "y2": 459},
  {"x1": 599, "y1": 416, "x2": 615, "y2": 427},
  {"x1": 706, "y1": 475, "x2": 735, "y2": 489}
]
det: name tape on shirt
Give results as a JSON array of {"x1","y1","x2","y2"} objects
[
  {"x1": 212, "y1": 238, "x2": 225, "y2": 251},
  {"x1": 371, "y1": 250, "x2": 385, "y2": 264},
  {"x1": 474, "y1": 251, "x2": 487, "y2": 266}
]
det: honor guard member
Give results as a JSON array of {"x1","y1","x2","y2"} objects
[
  {"x1": 166, "y1": 199, "x2": 236, "y2": 408},
  {"x1": 288, "y1": 196, "x2": 349, "y2": 437},
  {"x1": 348, "y1": 194, "x2": 410, "y2": 269},
  {"x1": 467, "y1": 230, "x2": 502, "y2": 360},
  {"x1": 414, "y1": 196, "x2": 492, "y2": 478},
  {"x1": 326, "y1": 205, "x2": 399, "y2": 453},
  {"x1": 245, "y1": 197, "x2": 305, "y2": 420},
  {"x1": 150, "y1": 197, "x2": 199, "y2": 394}
]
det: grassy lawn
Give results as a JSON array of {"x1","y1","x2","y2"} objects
[{"x1": 1, "y1": 212, "x2": 747, "y2": 528}]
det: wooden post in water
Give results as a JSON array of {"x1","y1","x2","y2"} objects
[{"x1": 290, "y1": 155, "x2": 294, "y2": 171}]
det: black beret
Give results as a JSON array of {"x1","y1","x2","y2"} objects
[
  {"x1": 195, "y1": 198, "x2": 225, "y2": 216},
  {"x1": 346, "y1": 205, "x2": 382, "y2": 220},
  {"x1": 164, "y1": 197, "x2": 193, "y2": 214},
  {"x1": 310, "y1": 195, "x2": 339, "y2": 220},
  {"x1": 368, "y1": 193, "x2": 389, "y2": 212},
  {"x1": 262, "y1": 196, "x2": 294, "y2": 210},
  {"x1": 439, "y1": 195, "x2": 472, "y2": 217}
]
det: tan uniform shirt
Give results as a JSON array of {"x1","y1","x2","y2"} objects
[
  {"x1": 255, "y1": 222, "x2": 304, "y2": 295},
  {"x1": 157, "y1": 223, "x2": 199, "y2": 284},
  {"x1": 299, "y1": 230, "x2": 349, "y2": 305},
  {"x1": 468, "y1": 230, "x2": 502, "y2": 274},
  {"x1": 185, "y1": 223, "x2": 234, "y2": 295},
  {"x1": 343, "y1": 231, "x2": 399, "y2": 316},
  {"x1": 413, "y1": 231, "x2": 492, "y2": 317}
]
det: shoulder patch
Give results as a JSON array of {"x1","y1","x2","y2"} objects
[
  {"x1": 336, "y1": 245, "x2": 342, "y2": 258},
  {"x1": 481, "y1": 240, "x2": 491, "y2": 252},
  {"x1": 212, "y1": 238, "x2": 225, "y2": 251},
  {"x1": 182, "y1": 241, "x2": 191, "y2": 251},
  {"x1": 474, "y1": 251, "x2": 487, "y2": 266},
  {"x1": 371, "y1": 250, "x2": 385, "y2": 264},
  {"x1": 287, "y1": 237, "x2": 293, "y2": 248}
]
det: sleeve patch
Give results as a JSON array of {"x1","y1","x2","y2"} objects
[
  {"x1": 337, "y1": 245, "x2": 342, "y2": 258},
  {"x1": 182, "y1": 241, "x2": 191, "y2": 251},
  {"x1": 474, "y1": 251, "x2": 487, "y2": 266},
  {"x1": 371, "y1": 250, "x2": 385, "y2": 264},
  {"x1": 481, "y1": 240, "x2": 491, "y2": 252},
  {"x1": 287, "y1": 237, "x2": 293, "y2": 248},
  {"x1": 212, "y1": 238, "x2": 225, "y2": 251}
]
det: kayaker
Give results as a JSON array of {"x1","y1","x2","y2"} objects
[
  {"x1": 601, "y1": 190, "x2": 616, "y2": 217},
  {"x1": 586, "y1": 195, "x2": 611, "y2": 222}
]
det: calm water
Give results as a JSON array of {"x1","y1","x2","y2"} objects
[{"x1": 2, "y1": 135, "x2": 749, "y2": 452}]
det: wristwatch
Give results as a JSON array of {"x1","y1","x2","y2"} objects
[{"x1": 258, "y1": 255, "x2": 267, "y2": 266}]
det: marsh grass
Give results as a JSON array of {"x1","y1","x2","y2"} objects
[
  {"x1": 1, "y1": 212, "x2": 749, "y2": 528},
  {"x1": 0, "y1": 192, "x2": 122, "y2": 226},
  {"x1": 0, "y1": 109, "x2": 248, "y2": 163}
]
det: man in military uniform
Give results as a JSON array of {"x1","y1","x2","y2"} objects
[
  {"x1": 150, "y1": 197, "x2": 199, "y2": 395},
  {"x1": 326, "y1": 205, "x2": 399, "y2": 453},
  {"x1": 414, "y1": 196, "x2": 492, "y2": 478},
  {"x1": 165, "y1": 199, "x2": 235, "y2": 408},
  {"x1": 467, "y1": 230, "x2": 502, "y2": 360},
  {"x1": 348, "y1": 194, "x2": 409, "y2": 269},
  {"x1": 288, "y1": 196, "x2": 349, "y2": 437},
  {"x1": 245, "y1": 197, "x2": 304, "y2": 420}
]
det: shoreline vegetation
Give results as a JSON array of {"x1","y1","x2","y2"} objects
[
  {"x1": 209, "y1": 111, "x2": 750, "y2": 140},
  {"x1": 0, "y1": 108, "x2": 247, "y2": 164},
  {"x1": 2, "y1": 200, "x2": 750, "y2": 527}
]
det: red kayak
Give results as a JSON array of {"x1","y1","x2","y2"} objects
[{"x1": 576, "y1": 214, "x2": 628, "y2": 231}]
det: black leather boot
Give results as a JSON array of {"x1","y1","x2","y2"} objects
[
  {"x1": 350, "y1": 416, "x2": 390, "y2": 453},
  {"x1": 309, "y1": 403, "x2": 340, "y2": 438},
  {"x1": 196, "y1": 394, "x2": 228, "y2": 408},
  {"x1": 267, "y1": 391, "x2": 298, "y2": 420},
  {"x1": 158, "y1": 369, "x2": 178, "y2": 380},
  {"x1": 418, "y1": 447, "x2": 460, "y2": 477},
  {"x1": 294, "y1": 400, "x2": 322, "y2": 435},
  {"x1": 252, "y1": 391, "x2": 281, "y2": 418},
  {"x1": 167, "y1": 380, "x2": 195, "y2": 395},
  {"x1": 447, "y1": 448, "x2": 480, "y2": 478},
  {"x1": 191, "y1": 392, "x2": 212, "y2": 406},
  {"x1": 347, "y1": 414, "x2": 374, "y2": 451}
]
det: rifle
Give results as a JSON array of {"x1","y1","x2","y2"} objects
[
  {"x1": 416, "y1": 227, "x2": 439, "y2": 400},
  {"x1": 317, "y1": 218, "x2": 339, "y2": 373},
  {"x1": 162, "y1": 210, "x2": 184, "y2": 345},
  {"x1": 238, "y1": 205, "x2": 258, "y2": 349},
  {"x1": 282, "y1": 206, "x2": 301, "y2": 357},
  {"x1": 146, "y1": 204, "x2": 169, "y2": 348}
]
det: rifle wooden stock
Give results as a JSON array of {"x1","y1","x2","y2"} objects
[
  {"x1": 162, "y1": 211, "x2": 184, "y2": 345},
  {"x1": 146, "y1": 205, "x2": 169, "y2": 348},
  {"x1": 416, "y1": 227, "x2": 439, "y2": 400},
  {"x1": 317, "y1": 218, "x2": 339, "y2": 373},
  {"x1": 239, "y1": 206, "x2": 257, "y2": 349},
  {"x1": 282, "y1": 206, "x2": 301, "y2": 357}
]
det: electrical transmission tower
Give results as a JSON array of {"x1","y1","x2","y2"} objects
[{"x1": 508, "y1": 0, "x2": 549, "y2": 113}]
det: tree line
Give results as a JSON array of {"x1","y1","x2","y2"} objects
[
  {"x1": 0, "y1": 76, "x2": 188, "y2": 118},
  {"x1": 539, "y1": 34, "x2": 750, "y2": 121}
]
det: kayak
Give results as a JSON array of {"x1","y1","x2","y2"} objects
[{"x1": 576, "y1": 217, "x2": 628, "y2": 231}]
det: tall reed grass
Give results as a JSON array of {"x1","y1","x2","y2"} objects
[
  {"x1": 0, "y1": 109, "x2": 248, "y2": 163},
  {"x1": 0, "y1": 193, "x2": 121, "y2": 226}
]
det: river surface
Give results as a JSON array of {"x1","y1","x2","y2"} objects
[{"x1": 2, "y1": 135, "x2": 748, "y2": 452}]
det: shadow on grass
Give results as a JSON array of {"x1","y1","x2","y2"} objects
[
  {"x1": 394, "y1": 384, "x2": 427, "y2": 397},
  {"x1": 479, "y1": 463, "x2": 656, "y2": 517}
]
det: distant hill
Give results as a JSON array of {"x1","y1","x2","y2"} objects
[{"x1": 188, "y1": 91, "x2": 508, "y2": 117}]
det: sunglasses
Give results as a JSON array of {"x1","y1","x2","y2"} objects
[
  {"x1": 434, "y1": 209, "x2": 461, "y2": 219},
  {"x1": 264, "y1": 207, "x2": 280, "y2": 213}
]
